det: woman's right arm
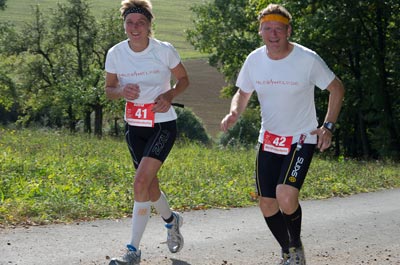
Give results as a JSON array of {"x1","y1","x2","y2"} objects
[
  {"x1": 105, "y1": 72, "x2": 123, "y2": 100},
  {"x1": 105, "y1": 72, "x2": 139, "y2": 101}
]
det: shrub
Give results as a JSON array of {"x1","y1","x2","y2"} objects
[
  {"x1": 218, "y1": 108, "x2": 260, "y2": 147},
  {"x1": 175, "y1": 106, "x2": 211, "y2": 145}
]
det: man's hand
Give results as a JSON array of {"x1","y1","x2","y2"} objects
[
  {"x1": 310, "y1": 127, "x2": 333, "y2": 152},
  {"x1": 220, "y1": 113, "x2": 239, "y2": 132}
]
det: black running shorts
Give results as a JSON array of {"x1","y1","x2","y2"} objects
[
  {"x1": 125, "y1": 120, "x2": 177, "y2": 169},
  {"x1": 255, "y1": 143, "x2": 316, "y2": 198}
]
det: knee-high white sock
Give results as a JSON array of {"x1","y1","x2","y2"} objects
[
  {"x1": 129, "y1": 201, "x2": 151, "y2": 250},
  {"x1": 152, "y1": 192, "x2": 173, "y2": 221}
]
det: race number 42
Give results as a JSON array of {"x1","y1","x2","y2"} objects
[{"x1": 262, "y1": 131, "x2": 293, "y2": 155}]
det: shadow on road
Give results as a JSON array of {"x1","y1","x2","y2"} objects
[{"x1": 171, "y1": 258, "x2": 191, "y2": 265}]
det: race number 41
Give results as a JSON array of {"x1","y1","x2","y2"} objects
[{"x1": 125, "y1": 102, "x2": 155, "y2": 127}]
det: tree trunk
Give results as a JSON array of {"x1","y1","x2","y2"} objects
[
  {"x1": 94, "y1": 104, "x2": 103, "y2": 137},
  {"x1": 84, "y1": 111, "x2": 91, "y2": 134},
  {"x1": 114, "y1": 118, "x2": 120, "y2": 136},
  {"x1": 68, "y1": 105, "x2": 77, "y2": 133}
]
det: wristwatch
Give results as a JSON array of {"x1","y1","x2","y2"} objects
[{"x1": 323, "y1": 122, "x2": 335, "y2": 133}]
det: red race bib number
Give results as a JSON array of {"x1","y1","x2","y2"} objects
[
  {"x1": 262, "y1": 131, "x2": 293, "y2": 155},
  {"x1": 125, "y1": 102, "x2": 155, "y2": 127}
]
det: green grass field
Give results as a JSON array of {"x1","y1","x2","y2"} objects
[
  {"x1": 0, "y1": 0, "x2": 204, "y2": 58},
  {"x1": 1, "y1": 128, "x2": 399, "y2": 226}
]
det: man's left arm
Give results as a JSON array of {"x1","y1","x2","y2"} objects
[
  {"x1": 313, "y1": 77, "x2": 345, "y2": 152},
  {"x1": 324, "y1": 77, "x2": 345, "y2": 124}
]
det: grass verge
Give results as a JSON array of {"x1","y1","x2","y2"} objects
[{"x1": 0, "y1": 128, "x2": 399, "y2": 226}]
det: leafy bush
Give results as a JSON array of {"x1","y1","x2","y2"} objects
[
  {"x1": 175, "y1": 106, "x2": 212, "y2": 145},
  {"x1": 218, "y1": 107, "x2": 260, "y2": 147}
]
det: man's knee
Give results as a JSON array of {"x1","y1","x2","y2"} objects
[
  {"x1": 259, "y1": 197, "x2": 279, "y2": 217},
  {"x1": 276, "y1": 184, "x2": 299, "y2": 214}
]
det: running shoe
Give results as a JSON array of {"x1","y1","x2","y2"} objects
[
  {"x1": 289, "y1": 244, "x2": 306, "y2": 265},
  {"x1": 277, "y1": 251, "x2": 290, "y2": 265},
  {"x1": 109, "y1": 244, "x2": 141, "y2": 265},
  {"x1": 165, "y1": 211, "x2": 184, "y2": 253}
]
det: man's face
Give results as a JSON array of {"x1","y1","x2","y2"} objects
[{"x1": 259, "y1": 21, "x2": 291, "y2": 51}]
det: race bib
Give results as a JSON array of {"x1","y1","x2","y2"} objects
[
  {"x1": 262, "y1": 131, "x2": 293, "y2": 155},
  {"x1": 125, "y1": 102, "x2": 155, "y2": 127}
]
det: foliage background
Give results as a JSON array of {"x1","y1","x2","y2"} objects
[
  {"x1": 0, "y1": 0, "x2": 399, "y2": 227},
  {"x1": 187, "y1": 0, "x2": 400, "y2": 159},
  {"x1": 1, "y1": 0, "x2": 399, "y2": 159}
]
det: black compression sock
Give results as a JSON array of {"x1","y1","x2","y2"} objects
[
  {"x1": 264, "y1": 211, "x2": 290, "y2": 253},
  {"x1": 282, "y1": 205, "x2": 302, "y2": 248}
]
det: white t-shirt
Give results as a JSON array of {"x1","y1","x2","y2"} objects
[
  {"x1": 236, "y1": 43, "x2": 335, "y2": 144},
  {"x1": 105, "y1": 38, "x2": 181, "y2": 123}
]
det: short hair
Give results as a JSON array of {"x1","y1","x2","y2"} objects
[
  {"x1": 258, "y1": 4, "x2": 292, "y2": 24},
  {"x1": 120, "y1": 0, "x2": 154, "y2": 21}
]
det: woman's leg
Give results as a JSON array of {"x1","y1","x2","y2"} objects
[{"x1": 129, "y1": 157, "x2": 162, "y2": 249}]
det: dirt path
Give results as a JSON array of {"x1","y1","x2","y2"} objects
[
  {"x1": 178, "y1": 59, "x2": 230, "y2": 138},
  {"x1": 1, "y1": 188, "x2": 399, "y2": 265}
]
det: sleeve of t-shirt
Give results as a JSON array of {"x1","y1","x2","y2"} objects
[
  {"x1": 105, "y1": 47, "x2": 117, "y2": 74},
  {"x1": 163, "y1": 42, "x2": 181, "y2": 69},
  {"x1": 310, "y1": 54, "x2": 335, "y2": 90},
  {"x1": 235, "y1": 57, "x2": 255, "y2": 93}
]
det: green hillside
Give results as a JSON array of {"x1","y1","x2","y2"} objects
[{"x1": 0, "y1": 0, "x2": 205, "y2": 58}]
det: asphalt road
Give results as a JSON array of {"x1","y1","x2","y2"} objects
[{"x1": 1, "y1": 188, "x2": 400, "y2": 265}]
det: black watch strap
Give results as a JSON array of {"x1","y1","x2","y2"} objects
[{"x1": 323, "y1": 122, "x2": 335, "y2": 133}]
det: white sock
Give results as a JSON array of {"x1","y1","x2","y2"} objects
[
  {"x1": 152, "y1": 192, "x2": 173, "y2": 221},
  {"x1": 129, "y1": 201, "x2": 151, "y2": 250}
]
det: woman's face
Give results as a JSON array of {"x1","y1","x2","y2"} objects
[{"x1": 124, "y1": 13, "x2": 151, "y2": 41}]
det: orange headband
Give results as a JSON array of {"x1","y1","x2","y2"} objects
[{"x1": 260, "y1": 14, "x2": 289, "y2": 25}]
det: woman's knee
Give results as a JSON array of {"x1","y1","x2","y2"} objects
[
  {"x1": 133, "y1": 174, "x2": 151, "y2": 194},
  {"x1": 149, "y1": 178, "x2": 161, "y2": 201}
]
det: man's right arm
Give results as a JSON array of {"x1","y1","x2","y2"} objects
[{"x1": 220, "y1": 89, "x2": 252, "y2": 132}]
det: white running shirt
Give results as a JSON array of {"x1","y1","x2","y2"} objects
[
  {"x1": 236, "y1": 43, "x2": 335, "y2": 144},
  {"x1": 105, "y1": 38, "x2": 181, "y2": 123}
]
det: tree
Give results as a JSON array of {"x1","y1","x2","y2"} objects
[
  {"x1": 187, "y1": 0, "x2": 263, "y2": 98},
  {"x1": 51, "y1": 0, "x2": 100, "y2": 133},
  {"x1": 0, "y1": 0, "x2": 125, "y2": 136},
  {"x1": 286, "y1": 0, "x2": 400, "y2": 158},
  {"x1": 93, "y1": 8, "x2": 127, "y2": 136},
  {"x1": 0, "y1": 23, "x2": 19, "y2": 124},
  {"x1": 0, "y1": 0, "x2": 6, "y2": 11},
  {"x1": 187, "y1": 0, "x2": 400, "y2": 159}
]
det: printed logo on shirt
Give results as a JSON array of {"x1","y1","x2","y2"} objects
[
  {"x1": 118, "y1": 69, "x2": 161, "y2": 78},
  {"x1": 256, "y1": 79, "x2": 299, "y2": 86}
]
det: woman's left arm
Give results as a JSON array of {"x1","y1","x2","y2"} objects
[{"x1": 153, "y1": 62, "x2": 189, "y2": 113}]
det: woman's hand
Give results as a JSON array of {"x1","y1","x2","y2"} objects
[
  {"x1": 122, "y1": 83, "x2": 140, "y2": 100},
  {"x1": 152, "y1": 91, "x2": 174, "y2": 113}
]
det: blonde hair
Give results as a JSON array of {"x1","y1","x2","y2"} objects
[
  {"x1": 120, "y1": 0, "x2": 154, "y2": 36},
  {"x1": 258, "y1": 4, "x2": 292, "y2": 24}
]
